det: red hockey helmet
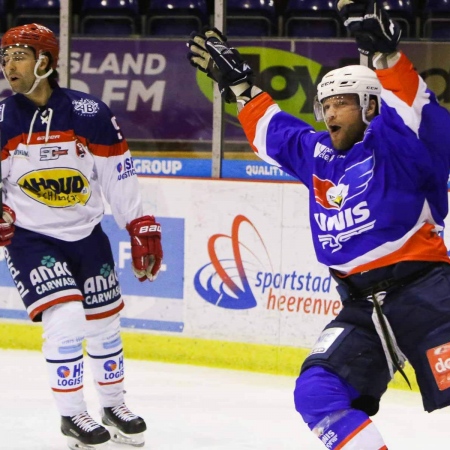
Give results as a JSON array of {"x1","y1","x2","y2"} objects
[{"x1": 1, "y1": 23, "x2": 59, "y2": 70}]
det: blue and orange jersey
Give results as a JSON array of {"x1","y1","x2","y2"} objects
[
  {"x1": 0, "y1": 86, "x2": 143, "y2": 241},
  {"x1": 239, "y1": 52, "x2": 450, "y2": 274}
]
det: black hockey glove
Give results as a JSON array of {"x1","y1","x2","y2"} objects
[
  {"x1": 337, "y1": 0, "x2": 401, "y2": 55},
  {"x1": 187, "y1": 28, "x2": 253, "y2": 103},
  {"x1": 187, "y1": 29, "x2": 224, "y2": 88}
]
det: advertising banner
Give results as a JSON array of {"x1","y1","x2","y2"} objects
[
  {"x1": 133, "y1": 156, "x2": 297, "y2": 181},
  {"x1": 2, "y1": 177, "x2": 450, "y2": 349},
  {"x1": 0, "y1": 213, "x2": 185, "y2": 333},
  {"x1": 0, "y1": 177, "x2": 344, "y2": 349},
  {"x1": 182, "y1": 179, "x2": 340, "y2": 348},
  {"x1": 0, "y1": 39, "x2": 448, "y2": 144}
]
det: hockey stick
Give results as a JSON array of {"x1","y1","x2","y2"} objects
[{"x1": 360, "y1": 52, "x2": 375, "y2": 69}]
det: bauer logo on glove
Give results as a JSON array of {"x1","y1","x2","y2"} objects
[{"x1": 126, "y1": 215, "x2": 163, "y2": 282}]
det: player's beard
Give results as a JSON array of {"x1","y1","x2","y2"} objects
[
  {"x1": 328, "y1": 121, "x2": 366, "y2": 151},
  {"x1": 7, "y1": 73, "x2": 36, "y2": 95}
]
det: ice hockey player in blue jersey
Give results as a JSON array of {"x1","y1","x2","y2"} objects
[
  {"x1": 187, "y1": 1, "x2": 450, "y2": 448},
  {"x1": 0, "y1": 24, "x2": 163, "y2": 449}
]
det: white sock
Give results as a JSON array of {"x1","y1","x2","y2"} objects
[
  {"x1": 42, "y1": 302, "x2": 87, "y2": 417},
  {"x1": 85, "y1": 314, "x2": 125, "y2": 408}
]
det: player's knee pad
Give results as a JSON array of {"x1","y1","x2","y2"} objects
[
  {"x1": 295, "y1": 366, "x2": 387, "y2": 449},
  {"x1": 294, "y1": 365, "x2": 360, "y2": 427},
  {"x1": 85, "y1": 314, "x2": 122, "y2": 377},
  {"x1": 85, "y1": 314, "x2": 124, "y2": 396},
  {"x1": 42, "y1": 301, "x2": 86, "y2": 358},
  {"x1": 42, "y1": 302, "x2": 86, "y2": 410},
  {"x1": 85, "y1": 313, "x2": 122, "y2": 357},
  {"x1": 351, "y1": 394, "x2": 380, "y2": 416}
]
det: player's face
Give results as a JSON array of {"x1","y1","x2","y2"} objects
[
  {"x1": 322, "y1": 94, "x2": 366, "y2": 151},
  {"x1": 1, "y1": 46, "x2": 38, "y2": 94}
]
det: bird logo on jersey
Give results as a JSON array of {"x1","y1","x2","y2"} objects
[
  {"x1": 313, "y1": 155, "x2": 375, "y2": 210},
  {"x1": 313, "y1": 155, "x2": 376, "y2": 252}
]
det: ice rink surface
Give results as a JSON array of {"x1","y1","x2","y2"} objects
[{"x1": 1, "y1": 349, "x2": 450, "y2": 449}]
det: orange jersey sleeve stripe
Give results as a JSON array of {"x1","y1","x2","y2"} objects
[
  {"x1": 238, "y1": 93, "x2": 276, "y2": 154},
  {"x1": 89, "y1": 140, "x2": 128, "y2": 158},
  {"x1": 1, "y1": 146, "x2": 9, "y2": 161},
  {"x1": 347, "y1": 223, "x2": 450, "y2": 275},
  {"x1": 8, "y1": 130, "x2": 74, "y2": 147},
  {"x1": 376, "y1": 52, "x2": 419, "y2": 107},
  {"x1": 4, "y1": 132, "x2": 126, "y2": 158},
  {"x1": 5, "y1": 135, "x2": 24, "y2": 154}
]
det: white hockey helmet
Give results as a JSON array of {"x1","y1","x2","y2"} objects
[{"x1": 314, "y1": 65, "x2": 382, "y2": 125}]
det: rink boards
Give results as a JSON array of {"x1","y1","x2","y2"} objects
[{"x1": 0, "y1": 176, "x2": 429, "y2": 391}]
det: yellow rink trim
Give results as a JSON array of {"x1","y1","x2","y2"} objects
[{"x1": 0, "y1": 322, "x2": 418, "y2": 392}]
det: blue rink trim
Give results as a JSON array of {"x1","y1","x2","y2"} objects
[
  {"x1": 134, "y1": 157, "x2": 297, "y2": 181},
  {"x1": 120, "y1": 318, "x2": 184, "y2": 332},
  {"x1": 0, "y1": 309, "x2": 28, "y2": 320}
]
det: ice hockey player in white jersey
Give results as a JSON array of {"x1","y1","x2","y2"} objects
[
  {"x1": 187, "y1": 1, "x2": 450, "y2": 449},
  {"x1": 0, "y1": 24, "x2": 163, "y2": 449}
]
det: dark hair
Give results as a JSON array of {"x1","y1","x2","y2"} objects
[
  {"x1": 48, "y1": 68, "x2": 59, "y2": 88},
  {"x1": 38, "y1": 50, "x2": 58, "y2": 87},
  {"x1": 370, "y1": 94, "x2": 380, "y2": 116}
]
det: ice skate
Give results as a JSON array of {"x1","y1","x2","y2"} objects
[
  {"x1": 102, "y1": 403, "x2": 147, "y2": 447},
  {"x1": 61, "y1": 411, "x2": 110, "y2": 450}
]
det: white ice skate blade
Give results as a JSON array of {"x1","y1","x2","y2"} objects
[
  {"x1": 66, "y1": 436, "x2": 110, "y2": 450},
  {"x1": 105, "y1": 426, "x2": 145, "y2": 447}
]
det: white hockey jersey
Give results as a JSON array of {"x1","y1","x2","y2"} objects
[{"x1": 0, "y1": 86, "x2": 143, "y2": 241}]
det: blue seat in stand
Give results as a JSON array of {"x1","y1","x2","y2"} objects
[
  {"x1": 145, "y1": 0, "x2": 209, "y2": 36},
  {"x1": 422, "y1": 0, "x2": 450, "y2": 39},
  {"x1": 227, "y1": 0, "x2": 277, "y2": 36},
  {"x1": 0, "y1": 0, "x2": 8, "y2": 33},
  {"x1": 284, "y1": 0, "x2": 343, "y2": 38},
  {"x1": 381, "y1": 0, "x2": 415, "y2": 38},
  {"x1": 12, "y1": 0, "x2": 61, "y2": 35},
  {"x1": 80, "y1": 0, "x2": 141, "y2": 36}
]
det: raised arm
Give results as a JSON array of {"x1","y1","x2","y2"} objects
[
  {"x1": 186, "y1": 29, "x2": 319, "y2": 182},
  {"x1": 337, "y1": 0, "x2": 443, "y2": 137}
]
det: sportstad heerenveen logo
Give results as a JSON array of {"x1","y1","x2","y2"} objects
[{"x1": 194, "y1": 215, "x2": 271, "y2": 310}]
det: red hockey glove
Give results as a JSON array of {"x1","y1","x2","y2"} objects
[
  {"x1": 126, "y1": 215, "x2": 162, "y2": 282},
  {"x1": 0, "y1": 204, "x2": 16, "y2": 246}
]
